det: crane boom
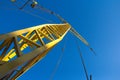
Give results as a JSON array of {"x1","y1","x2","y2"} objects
[
  {"x1": 0, "y1": 1, "x2": 95, "y2": 79},
  {"x1": 0, "y1": 23, "x2": 71, "y2": 79}
]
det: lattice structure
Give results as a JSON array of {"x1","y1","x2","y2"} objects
[{"x1": 0, "y1": 23, "x2": 71, "y2": 79}]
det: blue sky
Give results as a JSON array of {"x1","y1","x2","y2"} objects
[{"x1": 1, "y1": 0, "x2": 120, "y2": 80}]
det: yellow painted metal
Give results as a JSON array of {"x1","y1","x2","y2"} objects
[
  {"x1": 0, "y1": 23, "x2": 71, "y2": 79},
  {"x1": 2, "y1": 23, "x2": 70, "y2": 61}
]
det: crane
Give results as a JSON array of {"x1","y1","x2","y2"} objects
[{"x1": 0, "y1": 0, "x2": 95, "y2": 79}]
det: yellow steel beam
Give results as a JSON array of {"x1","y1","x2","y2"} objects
[
  {"x1": 38, "y1": 29, "x2": 54, "y2": 41},
  {"x1": 0, "y1": 23, "x2": 68, "y2": 40},
  {"x1": 19, "y1": 35, "x2": 41, "y2": 47},
  {"x1": 47, "y1": 25, "x2": 60, "y2": 38},
  {"x1": 44, "y1": 27, "x2": 55, "y2": 40},
  {"x1": 34, "y1": 30, "x2": 45, "y2": 45},
  {"x1": 0, "y1": 23, "x2": 71, "y2": 79},
  {"x1": 0, "y1": 39, "x2": 13, "y2": 60},
  {"x1": 13, "y1": 37, "x2": 22, "y2": 57},
  {"x1": 0, "y1": 39, "x2": 10, "y2": 50},
  {"x1": 11, "y1": 45, "x2": 53, "y2": 80}
]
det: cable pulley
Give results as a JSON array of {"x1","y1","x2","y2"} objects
[{"x1": 31, "y1": 1, "x2": 38, "y2": 8}]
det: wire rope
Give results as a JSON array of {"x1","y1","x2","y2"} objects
[
  {"x1": 49, "y1": 38, "x2": 67, "y2": 80},
  {"x1": 76, "y1": 40, "x2": 89, "y2": 80},
  {"x1": 11, "y1": 1, "x2": 55, "y2": 23},
  {"x1": 21, "y1": 9, "x2": 54, "y2": 23}
]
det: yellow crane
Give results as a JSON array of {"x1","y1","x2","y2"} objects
[{"x1": 0, "y1": 0, "x2": 95, "y2": 79}]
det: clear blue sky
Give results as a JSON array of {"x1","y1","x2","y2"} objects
[{"x1": 1, "y1": 0, "x2": 120, "y2": 80}]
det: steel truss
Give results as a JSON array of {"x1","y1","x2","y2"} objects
[{"x1": 0, "y1": 23, "x2": 71, "y2": 79}]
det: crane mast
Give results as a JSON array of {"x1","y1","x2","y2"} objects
[{"x1": 0, "y1": 23, "x2": 71, "y2": 79}]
